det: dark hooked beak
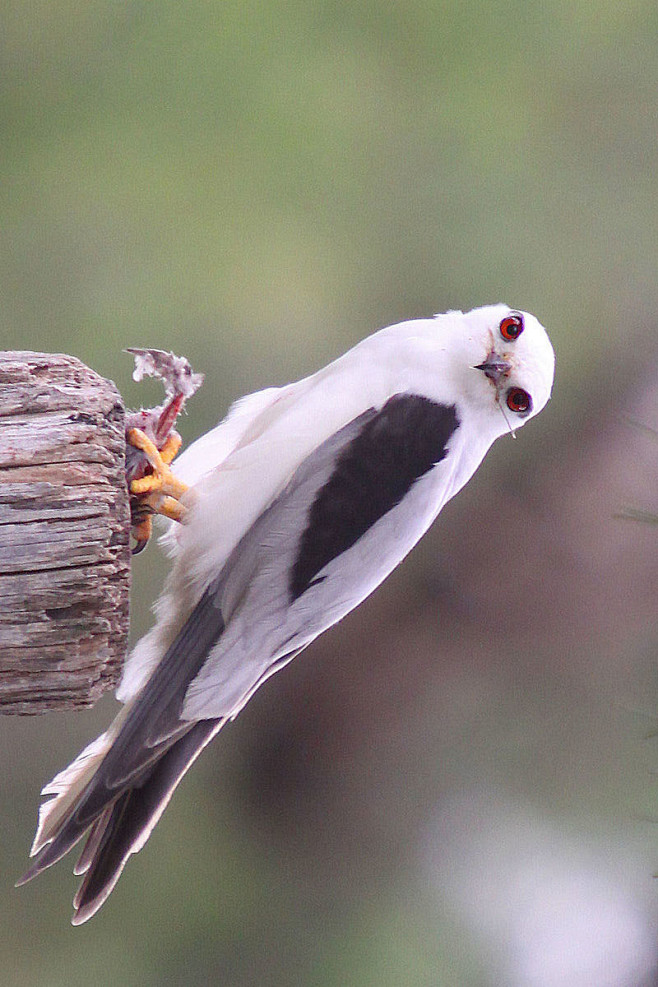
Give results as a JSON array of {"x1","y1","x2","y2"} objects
[{"x1": 474, "y1": 352, "x2": 512, "y2": 386}]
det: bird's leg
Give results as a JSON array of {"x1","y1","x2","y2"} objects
[{"x1": 127, "y1": 427, "x2": 190, "y2": 553}]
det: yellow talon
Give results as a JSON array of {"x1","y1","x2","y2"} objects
[
  {"x1": 131, "y1": 473, "x2": 162, "y2": 496},
  {"x1": 131, "y1": 516, "x2": 153, "y2": 554},
  {"x1": 159, "y1": 495, "x2": 187, "y2": 523},
  {"x1": 127, "y1": 428, "x2": 168, "y2": 479},
  {"x1": 159, "y1": 433, "x2": 182, "y2": 465},
  {"x1": 127, "y1": 427, "x2": 191, "y2": 555},
  {"x1": 127, "y1": 427, "x2": 189, "y2": 503}
]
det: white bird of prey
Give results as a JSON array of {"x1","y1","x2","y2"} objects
[{"x1": 18, "y1": 304, "x2": 554, "y2": 924}]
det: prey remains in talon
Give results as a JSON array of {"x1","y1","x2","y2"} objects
[{"x1": 127, "y1": 427, "x2": 189, "y2": 554}]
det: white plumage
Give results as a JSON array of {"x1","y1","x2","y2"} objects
[{"x1": 19, "y1": 304, "x2": 554, "y2": 923}]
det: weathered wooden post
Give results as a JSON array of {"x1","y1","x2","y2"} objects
[{"x1": 0, "y1": 352, "x2": 131, "y2": 714}]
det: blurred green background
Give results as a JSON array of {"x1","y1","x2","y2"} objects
[{"x1": 2, "y1": 2, "x2": 658, "y2": 984}]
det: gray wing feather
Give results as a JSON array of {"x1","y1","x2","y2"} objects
[
  {"x1": 182, "y1": 395, "x2": 459, "y2": 720},
  {"x1": 182, "y1": 408, "x2": 379, "y2": 719}
]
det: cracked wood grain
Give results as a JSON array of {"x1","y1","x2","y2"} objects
[{"x1": 0, "y1": 352, "x2": 130, "y2": 714}]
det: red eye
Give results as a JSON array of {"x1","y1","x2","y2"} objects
[
  {"x1": 506, "y1": 387, "x2": 532, "y2": 415},
  {"x1": 500, "y1": 314, "x2": 524, "y2": 341}
]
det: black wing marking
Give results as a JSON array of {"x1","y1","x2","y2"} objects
[{"x1": 290, "y1": 395, "x2": 459, "y2": 600}]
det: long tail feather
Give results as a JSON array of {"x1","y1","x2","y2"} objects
[
  {"x1": 70, "y1": 719, "x2": 220, "y2": 924},
  {"x1": 19, "y1": 578, "x2": 228, "y2": 921},
  {"x1": 18, "y1": 718, "x2": 221, "y2": 924},
  {"x1": 30, "y1": 722, "x2": 124, "y2": 857}
]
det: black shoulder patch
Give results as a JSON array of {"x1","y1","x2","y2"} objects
[{"x1": 290, "y1": 394, "x2": 460, "y2": 601}]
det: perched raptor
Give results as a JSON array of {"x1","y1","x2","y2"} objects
[{"x1": 18, "y1": 304, "x2": 555, "y2": 923}]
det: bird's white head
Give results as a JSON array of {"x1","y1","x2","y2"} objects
[{"x1": 440, "y1": 303, "x2": 555, "y2": 438}]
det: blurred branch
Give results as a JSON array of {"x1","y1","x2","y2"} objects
[{"x1": 0, "y1": 352, "x2": 131, "y2": 714}]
